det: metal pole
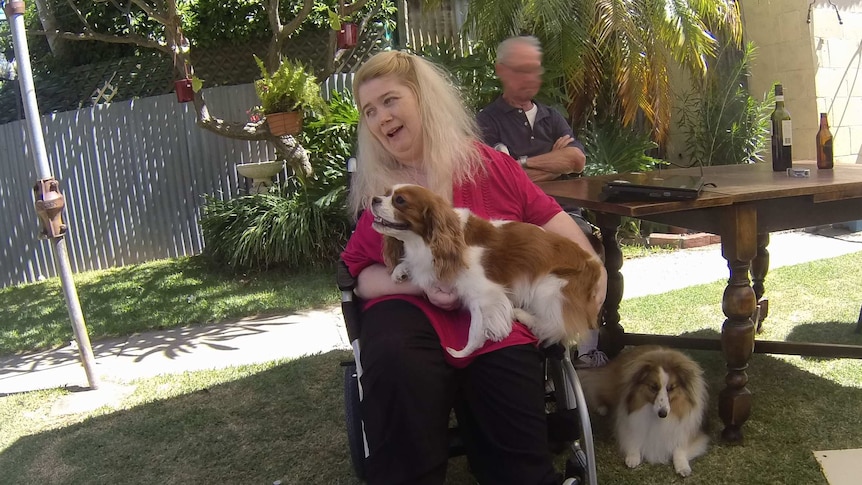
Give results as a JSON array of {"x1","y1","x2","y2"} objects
[{"x1": 4, "y1": 0, "x2": 99, "y2": 389}]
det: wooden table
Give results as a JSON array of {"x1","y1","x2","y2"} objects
[{"x1": 539, "y1": 162, "x2": 862, "y2": 443}]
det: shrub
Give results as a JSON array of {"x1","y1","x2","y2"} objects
[
  {"x1": 677, "y1": 42, "x2": 773, "y2": 166},
  {"x1": 200, "y1": 188, "x2": 351, "y2": 270},
  {"x1": 581, "y1": 117, "x2": 663, "y2": 176},
  {"x1": 417, "y1": 41, "x2": 500, "y2": 112},
  {"x1": 201, "y1": 91, "x2": 358, "y2": 271}
]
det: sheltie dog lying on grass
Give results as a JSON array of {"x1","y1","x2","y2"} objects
[{"x1": 577, "y1": 346, "x2": 709, "y2": 477}]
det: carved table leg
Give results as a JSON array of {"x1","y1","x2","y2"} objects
[
  {"x1": 719, "y1": 205, "x2": 758, "y2": 443},
  {"x1": 750, "y1": 233, "x2": 770, "y2": 332},
  {"x1": 596, "y1": 213, "x2": 625, "y2": 358}
]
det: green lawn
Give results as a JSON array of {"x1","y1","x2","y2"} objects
[
  {"x1": 0, "y1": 245, "x2": 666, "y2": 355},
  {"x1": 0, "y1": 256, "x2": 339, "y2": 355},
  {"x1": 1, "y1": 251, "x2": 860, "y2": 484}
]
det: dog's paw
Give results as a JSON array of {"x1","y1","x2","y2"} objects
[
  {"x1": 673, "y1": 451, "x2": 692, "y2": 477},
  {"x1": 512, "y1": 308, "x2": 536, "y2": 326},
  {"x1": 483, "y1": 317, "x2": 512, "y2": 341},
  {"x1": 391, "y1": 263, "x2": 410, "y2": 283},
  {"x1": 624, "y1": 454, "x2": 641, "y2": 469},
  {"x1": 674, "y1": 462, "x2": 692, "y2": 477},
  {"x1": 484, "y1": 324, "x2": 510, "y2": 341},
  {"x1": 481, "y1": 307, "x2": 513, "y2": 342}
]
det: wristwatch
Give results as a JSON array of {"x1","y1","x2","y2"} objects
[{"x1": 519, "y1": 156, "x2": 529, "y2": 168}]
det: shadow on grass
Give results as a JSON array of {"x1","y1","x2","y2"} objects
[
  {"x1": 786, "y1": 321, "x2": 862, "y2": 346},
  {"x1": 0, "y1": 350, "x2": 362, "y2": 485},
  {"x1": 2, "y1": 336, "x2": 861, "y2": 485},
  {"x1": 0, "y1": 315, "x2": 332, "y2": 396},
  {"x1": 0, "y1": 256, "x2": 339, "y2": 354}
]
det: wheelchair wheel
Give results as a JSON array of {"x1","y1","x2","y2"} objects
[
  {"x1": 545, "y1": 346, "x2": 598, "y2": 485},
  {"x1": 343, "y1": 362, "x2": 366, "y2": 479},
  {"x1": 564, "y1": 359, "x2": 598, "y2": 485}
]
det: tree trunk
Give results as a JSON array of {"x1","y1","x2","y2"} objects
[{"x1": 32, "y1": 0, "x2": 71, "y2": 60}]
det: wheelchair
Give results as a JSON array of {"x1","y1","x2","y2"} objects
[{"x1": 336, "y1": 259, "x2": 599, "y2": 485}]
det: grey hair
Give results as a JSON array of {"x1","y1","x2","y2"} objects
[{"x1": 496, "y1": 36, "x2": 542, "y2": 64}]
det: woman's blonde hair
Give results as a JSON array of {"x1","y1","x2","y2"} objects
[{"x1": 348, "y1": 50, "x2": 483, "y2": 215}]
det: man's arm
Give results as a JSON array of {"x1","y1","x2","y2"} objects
[
  {"x1": 522, "y1": 108, "x2": 586, "y2": 179},
  {"x1": 523, "y1": 144, "x2": 585, "y2": 179}
]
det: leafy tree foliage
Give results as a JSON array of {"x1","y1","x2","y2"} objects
[
  {"x1": 5, "y1": 0, "x2": 390, "y2": 175},
  {"x1": 462, "y1": 0, "x2": 742, "y2": 142}
]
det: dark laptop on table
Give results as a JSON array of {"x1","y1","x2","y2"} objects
[{"x1": 600, "y1": 171, "x2": 704, "y2": 202}]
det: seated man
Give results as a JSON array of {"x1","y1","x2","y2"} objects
[
  {"x1": 477, "y1": 35, "x2": 607, "y2": 369},
  {"x1": 477, "y1": 36, "x2": 585, "y2": 183}
]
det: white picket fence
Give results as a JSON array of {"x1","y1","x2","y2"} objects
[{"x1": 0, "y1": 78, "x2": 352, "y2": 289}]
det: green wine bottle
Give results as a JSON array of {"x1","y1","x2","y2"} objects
[{"x1": 771, "y1": 84, "x2": 793, "y2": 172}]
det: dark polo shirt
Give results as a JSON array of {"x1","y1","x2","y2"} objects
[
  {"x1": 477, "y1": 96, "x2": 589, "y2": 217},
  {"x1": 476, "y1": 96, "x2": 584, "y2": 160}
]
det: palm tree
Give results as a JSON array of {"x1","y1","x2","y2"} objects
[{"x1": 463, "y1": 0, "x2": 742, "y2": 143}]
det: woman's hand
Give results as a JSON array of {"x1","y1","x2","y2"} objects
[
  {"x1": 425, "y1": 284, "x2": 460, "y2": 310},
  {"x1": 355, "y1": 264, "x2": 423, "y2": 300}
]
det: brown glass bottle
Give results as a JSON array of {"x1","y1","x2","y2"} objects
[
  {"x1": 770, "y1": 84, "x2": 793, "y2": 171},
  {"x1": 816, "y1": 113, "x2": 834, "y2": 169}
]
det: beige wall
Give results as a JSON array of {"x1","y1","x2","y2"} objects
[
  {"x1": 810, "y1": 2, "x2": 862, "y2": 164},
  {"x1": 742, "y1": 0, "x2": 862, "y2": 165}
]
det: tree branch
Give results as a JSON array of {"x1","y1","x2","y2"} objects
[
  {"x1": 31, "y1": 29, "x2": 169, "y2": 52},
  {"x1": 343, "y1": 0, "x2": 372, "y2": 17},
  {"x1": 130, "y1": 0, "x2": 168, "y2": 25},
  {"x1": 280, "y1": 0, "x2": 315, "y2": 42},
  {"x1": 193, "y1": 100, "x2": 311, "y2": 176},
  {"x1": 64, "y1": 0, "x2": 92, "y2": 29},
  {"x1": 267, "y1": 0, "x2": 283, "y2": 35}
]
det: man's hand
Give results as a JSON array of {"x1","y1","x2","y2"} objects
[
  {"x1": 552, "y1": 135, "x2": 575, "y2": 151},
  {"x1": 426, "y1": 284, "x2": 460, "y2": 310}
]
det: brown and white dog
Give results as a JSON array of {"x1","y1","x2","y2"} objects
[
  {"x1": 577, "y1": 346, "x2": 709, "y2": 477},
  {"x1": 369, "y1": 183, "x2": 603, "y2": 358}
]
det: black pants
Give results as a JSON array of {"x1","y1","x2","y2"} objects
[{"x1": 358, "y1": 299, "x2": 560, "y2": 485}]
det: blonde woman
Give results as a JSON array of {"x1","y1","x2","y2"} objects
[{"x1": 342, "y1": 50, "x2": 605, "y2": 484}]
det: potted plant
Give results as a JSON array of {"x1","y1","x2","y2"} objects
[{"x1": 253, "y1": 55, "x2": 327, "y2": 136}]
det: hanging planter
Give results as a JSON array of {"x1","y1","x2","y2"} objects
[
  {"x1": 338, "y1": 22, "x2": 358, "y2": 49},
  {"x1": 174, "y1": 49, "x2": 195, "y2": 103},
  {"x1": 253, "y1": 55, "x2": 325, "y2": 136},
  {"x1": 266, "y1": 111, "x2": 303, "y2": 136},
  {"x1": 175, "y1": 78, "x2": 194, "y2": 103}
]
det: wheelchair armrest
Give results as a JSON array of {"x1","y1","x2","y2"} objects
[
  {"x1": 541, "y1": 342, "x2": 568, "y2": 361},
  {"x1": 336, "y1": 258, "x2": 362, "y2": 342},
  {"x1": 337, "y1": 259, "x2": 357, "y2": 292}
]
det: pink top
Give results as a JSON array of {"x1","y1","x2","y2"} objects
[{"x1": 341, "y1": 143, "x2": 563, "y2": 367}]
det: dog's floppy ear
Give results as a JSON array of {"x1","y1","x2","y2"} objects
[
  {"x1": 424, "y1": 201, "x2": 466, "y2": 283},
  {"x1": 620, "y1": 357, "x2": 655, "y2": 391},
  {"x1": 382, "y1": 236, "x2": 404, "y2": 271},
  {"x1": 670, "y1": 357, "x2": 704, "y2": 400},
  {"x1": 632, "y1": 362, "x2": 655, "y2": 386}
]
